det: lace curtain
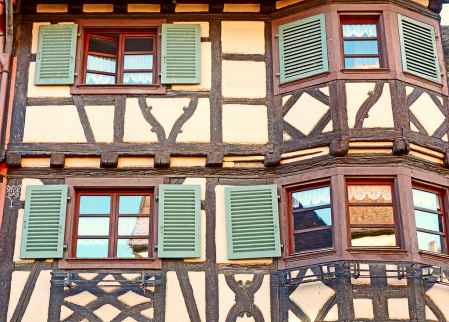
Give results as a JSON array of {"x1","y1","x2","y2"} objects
[
  {"x1": 348, "y1": 185, "x2": 392, "y2": 201},
  {"x1": 292, "y1": 187, "x2": 330, "y2": 208},
  {"x1": 342, "y1": 24, "x2": 377, "y2": 37},
  {"x1": 87, "y1": 55, "x2": 116, "y2": 73},
  {"x1": 413, "y1": 189, "x2": 440, "y2": 211},
  {"x1": 124, "y1": 73, "x2": 153, "y2": 84},
  {"x1": 124, "y1": 54, "x2": 153, "y2": 70},
  {"x1": 86, "y1": 73, "x2": 115, "y2": 85}
]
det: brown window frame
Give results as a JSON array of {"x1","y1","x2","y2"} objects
[
  {"x1": 339, "y1": 15, "x2": 385, "y2": 71},
  {"x1": 346, "y1": 179, "x2": 401, "y2": 249},
  {"x1": 59, "y1": 178, "x2": 163, "y2": 270},
  {"x1": 412, "y1": 183, "x2": 449, "y2": 255},
  {"x1": 73, "y1": 189, "x2": 154, "y2": 259},
  {"x1": 71, "y1": 19, "x2": 166, "y2": 95},
  {"x1": 287, "y1": 181, "x2": 334, "y2": 256}
]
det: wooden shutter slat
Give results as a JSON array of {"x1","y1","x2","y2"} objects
[
  {"x1": 158, "y1": 184, "x2": 201, "y2": 258},
  {"x1": 225, "y1": 185, "x2": 281, "y2": 260},
  {"x1": 161, "y1": 24, "x2": 201, "y2": 84},
  {"x1": 398, "y1": 14, "x2": 441, "y2": 83},
  {"x1": 34, "y1": 24, "x2": 78, "y2": 85},
  {"x1": 278, "y1": 13, "x2": 328, "y2": 84},
  {"x1": 20, "y1": 185, "x2": 68, "y2": 259}
]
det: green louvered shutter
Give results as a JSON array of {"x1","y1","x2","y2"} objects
[
  {"x1": 34, "y1": 24, "x2": 78, "y2": 85},
  {"x1": 225, "y1": 185, "x2": 281, "y2": 260},
  {"x1": 278, "y1": 13, "x2": 328, "y2": 84},
  {"x1": 158, "y1": 185, "x2": 201, "y2": 258},
  {"x1": 20, "y1": 185, "x2": 68, "y2": 259},
  {"x1": 398, "y1": 14, "x2": 441, "y2": 83},
  {"x1": 161, "y1": 24, "x2": 201, "y2": 84}
]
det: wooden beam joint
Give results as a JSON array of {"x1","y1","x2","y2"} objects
[
  {"x1": 154, "y1": 153, "x2": 171, "y2": 168},
  {"x1": 393, "y1": 138, "x2": 411, "y2": 156},
  {"x1": 6, "y1": 152, "x2": 21, "y2": 169},
  {"x1": 50, "y1": 153, "x2": 65, "y2": 168},
  {"x1": 206, "y1": 152, "x2": 223, "y2": 167},
  {"x1": 264, "y1": 151, "x2": 281, "y2": 167},
  {"x1": 100, "y1": 152, "x2": 119, "y2": 168},
  {"x1": 329, "y1": 139, "x2": 349, "y2": 157}
]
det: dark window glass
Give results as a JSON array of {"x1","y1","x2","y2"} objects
[
  {"x1": 289, "y1": 185, "x2": 333, "y2": 254},
  {"x1": 347, "y1": 183, "x2": 397, "y2": 247},
  {"x1": 88, "y1": 37, "x2": 118, "y2": 55},
  {"x1": 412, "y1": 187, "x2": 447, "y2": 254},
  {"x1": 125, "y1": 37, "x2": 154, "y2": 52}
]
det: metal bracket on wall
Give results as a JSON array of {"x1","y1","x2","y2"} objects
[
  {"x1": 418, "y1": 265, "x2": 449, "y2": 286},
  {"x1": 345, "y1": 261, "x2": 414, "y2": 281},
  {"x1": 274, "y1": 262, "x2": 340, "y2": 287}
]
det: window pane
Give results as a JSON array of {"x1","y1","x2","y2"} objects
[
  {"x1": 349, "y1": 206, "x2": 394, "y2": 225},
  {"x1": 342, "y1": 24, "x2": 377, "y2": 37},
  {"x1": 293, "y1": 229, "x2": 333, "y2": 253},
  {"x1": 88, "y1": 37, "x2": 117, "y2": 55},
  {"x1": 415, "y1": 210, "x2": 443, "y2": 232},
  {"x1": 125, "y1": 37, "x2": 153, "y2": 52},
  {"x1": 417, "y1": 231, "x2": 445, "y2": 253},
  {"x1": 345, "y1": 57, "x2": 380, "y2": 69},
  {"x1": 412, "y1": 189, "x2": 441, "y2": 211},
  {"x1": 86, "y1": 73, "x2": 115, "y2": 85},
  {"x1": 348, "y1": 185, "x2": 392, "y2": 203},
  {"x1": 351, "y1": 228, "x2": 396, "y2": 247},
  {"x1": 78, "y1": 217, "x2": 110, "y2": 236},
  {"x1": 119, "y1": 196, "x2": 151, "y2": 214},
  {"x1": 344, "y1": 40, "x2": 378, "y2": 54},
  {"x1": 76, "y1": 239, "x2": 108, "y2": 258},
  {"x1": 292, "y1": 187, "x2": 330, "y2": 210},
  {"x1": 87, "y1": 55, "x2": 116, "y2": 73},
  {"x1": 123, "y1": 72, "x2": 153, "y2": 84},
  {"x1": 117, "y1": 239, "x2": 149, "y2": 258},
  {"x1": 124, "y1": 55, "x2": 153, "y2": 70},
  {"x1": 118, "y1": 217, "x2": 150, "y2": 236},
  {"x1": 79, "y1": 196, "x2": 111, "y2": 214},
  {"x1": 293, "y1": 208, "x2": 332, "y2": 231}
]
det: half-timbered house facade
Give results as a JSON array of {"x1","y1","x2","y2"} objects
[{"x1": 2, "y1": 0, "x2": 449, "y2": 321}]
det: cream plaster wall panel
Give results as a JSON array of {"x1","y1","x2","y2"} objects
[
  {"x1": 349, "y1": 142, "x2": 394, "y2": 147},
  {"x1": 60, "y1": 306, "x2": 74, "y2": 321},
  {"x1": 276, "y1": 0, "x2": 304, "y2": 9},
  {"x1": 289, "y1": 310, "x2": 302, "y2": 322},
  {"x1": 177, "y1": 98, "x2": 210, "y2": 142},
  {"x1": 224, "y1": 156, "x2": 265, "y2": 161},
  {"x1": 65, "y1": 158, "x2": 101, "y2": 168},
  {"x1": 409, "y1": 93, "x2": 445, "y2": 136},
  {"x1": 147, "y1": 98, "x2": 190, "y2": 137},
  {"x1": 284, "y1": 131, "x2": 293, "y2": 141},
  {"x1": 323, "y1": 120, "x2": 333, "y2": 132},
  {"x1": 124, "y1": 98, "x2": 158, "y2": 143},
  {"x1": 20, "y1": 178, "x2": 44, "y2": 201},
  {"x1": 222, "y1": 21, "x2": 265, "y2": 54},
  {"x1": 7, "y1": 271, "x2": 31, "y2": 322},
  {"x1": 28, "y1": 62, "x2": 71, "y2": 97},
  {"x1": 222, "y1": 104, "x2": 268, "y2": 144},
  {"x1": 353, "y1": 299, "x2": 374, "y2": 319},
  {"x1": 84, "y1": 106, "x2": 115, "y2": 143},
  {"x1": 65, "y1": 291, "x2": 98, "y2": 306},
  {"x1": 346, "y1": 83, "x2": 376, "y2": 128},
  {"x1": 176, "y1": 4, "x2": 209, "y2": 12},
  {"x1": 166, "y1": 271, "x2": 190, "y2": 322},
  {"x1": 215, "y1": 185, "x2": 272, "y2": 265},
  {"x1": 170, "y1": 157, "x2": 206, "y2": 167},
  {"x1": 406, "y1": 86, "x2": 414, "y2": 95},
  {"x1": 284, "y1": 92, "x2": 329, "y2": 135},
  {"x1": 412, "y1": 0, "x2": 429, "y2": 6},
  {"x1": 94, "y1": 304, "x2": 121, "y2": 322},
  {"x1": 426, "y1": 306, "x2": 438, "y2": 321},
  {"x1": 386, "y1": 264, "x2": 407, "y2": 285},
  {"x1": 222, "y1": 61, "x2": 266, "y2": 98},
  {"x1": 443, "y1": 134, "x2": 448, "y2": 141},
  {"x1": 83, "y1": 4, "x2": 114, "y2": 12},
  {"x1": 183, "y1": 178, "x2": 207, "y2": 200},
  {"x1": 351, "y1": 264, "x2": 370, "y2": 285},
  {"x1": 23, "y1": 105, "x2": 86, "y2": 143},
  {"x1": 236, "y1": 317, "x2": 255, "y2": 321},
  {"x1": 319, "y1": 86, "x2": 330, "y2": 96},
  {"x1": 36, "y1": 4, "x2": 68, "y2": 12},
  {"x1": 410, "y1": 144, "x2": 445, "y2": 158},
  {"x1": 32, "y1": 23, "x2": 50, "y2": 53},
  {"x1": 22, "y1": 270, "x2": 51, "y2": 322},
  {"x1": 410, "y1": 122, "x2": 420, "y2": 132},
  {"x1": 172, "y1": 42, "x2": 212, "y2": 91},
  {"x1": 282, "y1": 95, "x2": 292, "y2": 105},
  {"x1": 223, "y1": 4, "x2": 260, "y2": 12},
  {"x1": 409, "y1": 151, "x2": 443, "y2": 164},
  {"x1": 188, "y1": 272, "x2": 206, "y2": 322},
  {"x1": 21, "y1": 158, "x2": 51, "y2": 168},
  {"x1": 185, "y1": 210, "x2": 206, "y2": 263},
  {"x1": 234, "y1": 162, "x2": 264, "y2": 168},
  {"x1": 347, "y1": 148, "x2": 392, "y2": 154},
  {"x1": 219, "y1": 274, "x2": 238, "y2": 322},
  {"x1": 254, "y1": 275, "x2": 271, "y2": 321},
  {"x1": 280, "y1": 147, "x2": 329, "y2": 164},
  {"x1": 387, "y1": 298, "x2": 409, "y2": 319},
  {"x1": 117, "y1": 157, "x2": 154, "y2": 168},
  {"x1": 234, "y1": 274, "x2": 254, "y2": 286},
  {"x1": 363, "y1": 83, "x2": 394, "y2": 128},
  {"x1": 324, "y1": 304, "x2": 338, "y2": 321},
  {"x1": 289, "y1": 281, "x2": 335, "y2": 321},
  {"x1": 426, "y1": 284, "x2": 449, "y2": 320},
  {"x1": 128, "y1": 4, "x2": 161, "y2": 12},
  {"x1": 173, "y1": 21, "x2": 209, "y2": 37}
]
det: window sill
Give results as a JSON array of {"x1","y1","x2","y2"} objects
[
  {"x1": 341, "y1": 68, "x2": 390, "y2": 74},
  {"x1": 58, "y1": 257, "x2": 162, "y2": 269},
  {"x1": 403, "y1": 72, "x2": 443, "y2": 88},
  {"x1": 419, "y1": 250, "x2": 449, "y2": 263},
  {"x1": 281, "y1": 248, "x2": 337, "y2": 269},
  {"x1": 285, "y1": 248, "x2": 336, "y2": 260},
  {"x1": 347, "y1": 247, "x2": 407, "y2": 254},
  {"x1": 279, "y1": 71, "x2": 330, "y2": 89},
  {"x1": 70, "y1": 84, "x2": 167, "y2": 95}
]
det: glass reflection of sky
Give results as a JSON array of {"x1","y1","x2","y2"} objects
[
  {"x1": 415, "y1": 210, "x2": 442, "y2": 232},
  {"x1": 76, "y1": 239, "x2": 108, "y2": 258},
  {"x1": 117, "y1": 239, "x2": 149, "y2": 258},
  {"x1": 119, "y1": 196, "x2": 148, "y2": 214},
  {"x1": 344, "y1": 40, "x2": 378, "y2": 55},
  {"x1": 292, "y1": 187, "x2": 330, "y2": 209},
  {"x1": 417, "y1": 231, "x2": 442, "y2": 253},
  {"x1": 79, "y1": 196, "x2": 111, "y2": 214}
]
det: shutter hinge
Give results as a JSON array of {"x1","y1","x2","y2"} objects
[
  {"x1": 74, "y1": 73, "x2": 78, "y2": 77},
  {"x1": 77, "y1": 33, "x2": 80, "y2": 37},
  {"x1": 276, "y1": 73, "x2": 281, "y2": 77},
  {"x1": 63, "y1": 244, "x2": 68, "y2": 251},
  {"x1": 441, "y1": 73, "x2": 445, "y2": 76},
  {"x1": 155, "y1": 195, "x2": 159, "y2": 203},
  {"x1": 275, "y1": 34, "x2": 279, "y2": 38},
  {"x1": 159, "y1": 33, "x2": 162, "y2": 38},
  {"x1": 277, "y1": 195, "x2": 281, "y2": 202},
  {"x1": 281, "y1": 244, "x2": 284, "y2": 252},
  {"x1": 154, "y1": 244, "x2": 158, "y2": 251},
  {"x1": 435, "y1": 34, "x2": 439, "y2": 38},
  {"x1": 67, "y1": 196, "x2": 72, "y2": 203}
]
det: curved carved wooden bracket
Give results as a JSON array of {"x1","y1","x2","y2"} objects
[{"x1": 393, "y1": 137, "x2": 411, "y2": 155}]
